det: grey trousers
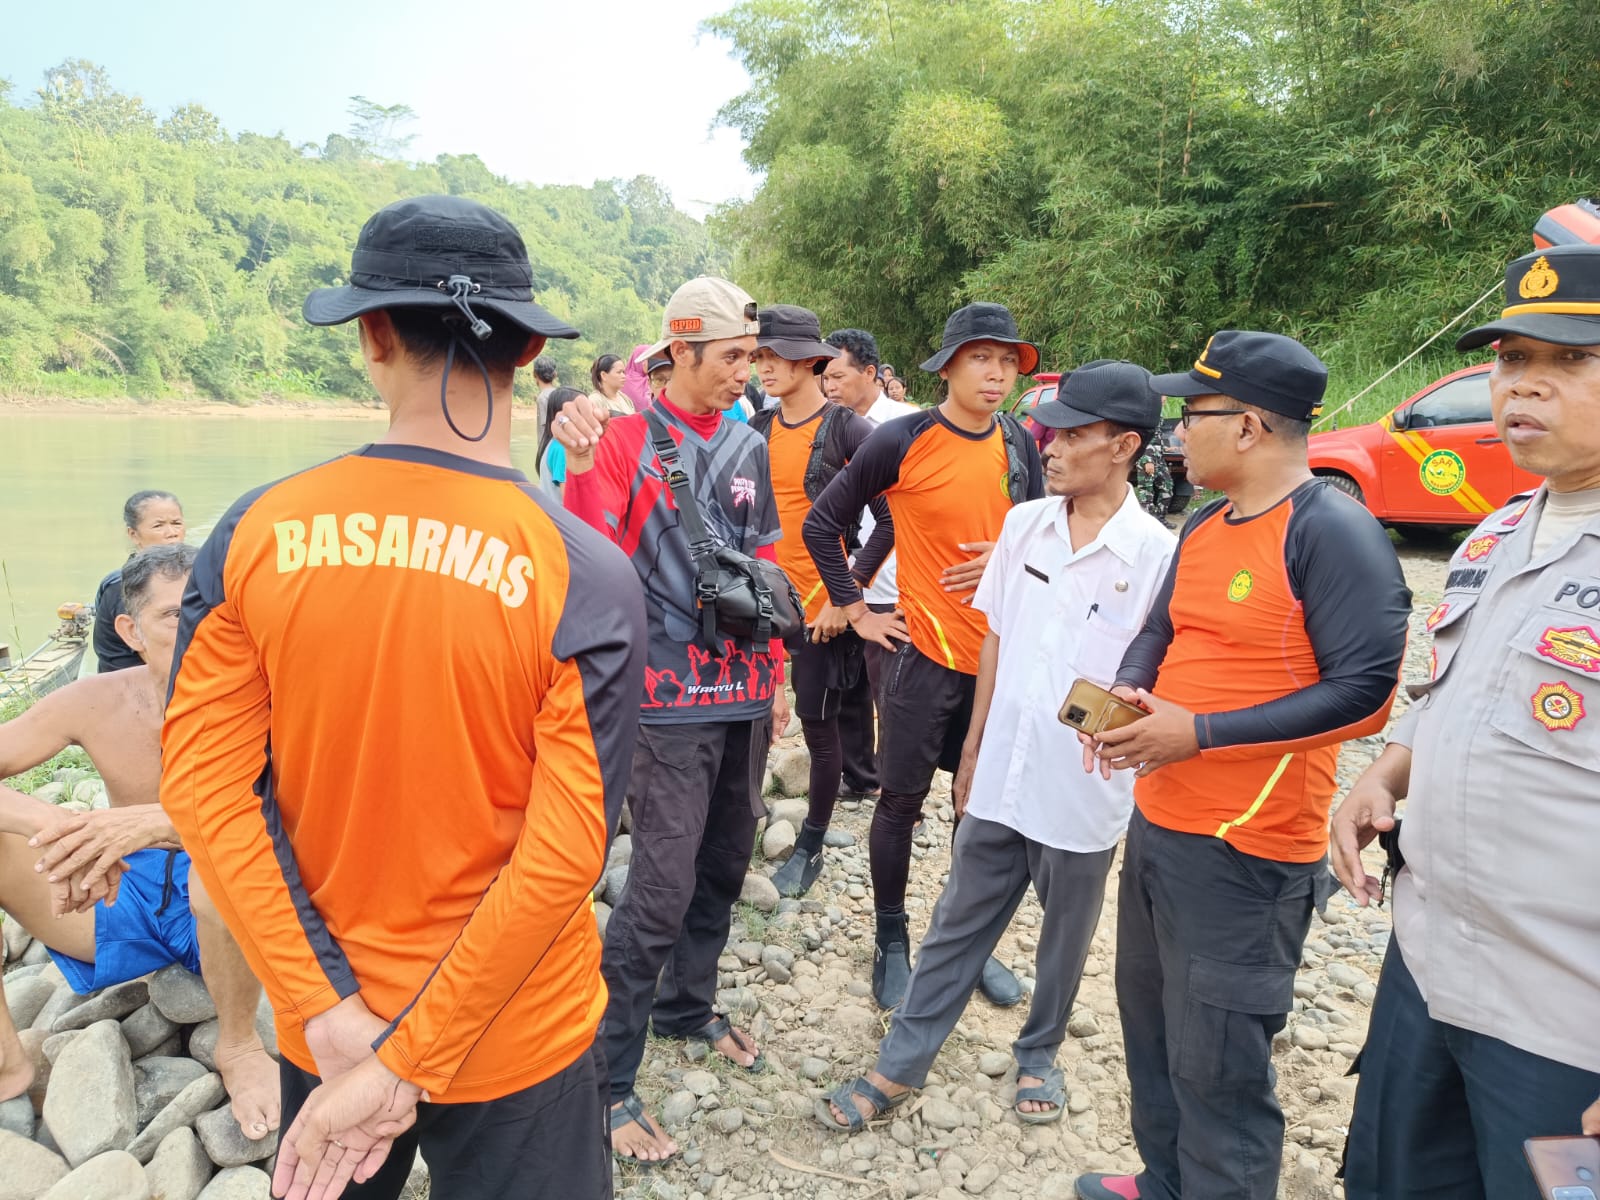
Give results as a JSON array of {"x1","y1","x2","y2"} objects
[
  {"x1": 1117, "y1": 808, "x2": 1325, "y2": 1200},
  {"x1": 876, "y1": 814, "x2": 1115, "y2": 1085}
]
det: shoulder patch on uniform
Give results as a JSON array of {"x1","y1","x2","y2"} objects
[
  {"x1": 1462, "y1": 533, "x2": 1499, "y2": 562},
  {"x1": 1532, "y1": 681, "x2": 1585, "y2": 731},
  {"x1": 1425, "y1": 602, "x2": 1449, "y2": 630},
  {"x1": 1536, "y1": 625, "x2": 1600, "y2": 674}
]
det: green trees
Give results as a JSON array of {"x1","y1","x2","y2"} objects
[
  {"x1": 0, "y1": 63, "x2": 726, "y2": 404},
  {"x1": 707, "y1": 0, "x2": 1600, "y2": 414}
]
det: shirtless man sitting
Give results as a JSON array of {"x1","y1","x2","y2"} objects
[{"x1": 0, "y1": 543, "x2": 278, "y2": 1137}]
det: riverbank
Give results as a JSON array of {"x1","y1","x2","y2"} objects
[{"x1": 0, "y1": 396, "x2": 545, "y2": 420}]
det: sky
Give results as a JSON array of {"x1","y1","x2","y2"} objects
[{"x1": 2, "y1": 0, "x2": 759, "y2": 217}]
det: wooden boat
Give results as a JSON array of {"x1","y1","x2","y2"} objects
[{"x1": 0, "y1": 604, "x2": 93, "y2": 702}]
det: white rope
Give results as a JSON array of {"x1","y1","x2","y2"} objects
[{"x1": 1315, "y1": 278, "x2": 1502, "y2": 429}]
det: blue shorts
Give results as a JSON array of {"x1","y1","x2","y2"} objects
[{"x1": 48, "y1": 848, "x2": 202, "y2": 994}]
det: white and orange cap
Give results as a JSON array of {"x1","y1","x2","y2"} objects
[{"x1": 644, "y1": 276, "x2": 760, "y2": 358}]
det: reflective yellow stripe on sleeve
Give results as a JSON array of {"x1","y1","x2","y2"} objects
[{"x1": 1214, "y1": 753, "x2": 1295, "y2": 839}]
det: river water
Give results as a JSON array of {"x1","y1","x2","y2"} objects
[{"x1": 1, "y1": 411, "x2": 544, "y2": 660}]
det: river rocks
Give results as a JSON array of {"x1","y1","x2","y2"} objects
[
  {"x1": 1291, "y1": 1024, "x2": 1330, "y2": 1051},
  {"x1": 760, "y1": 944, "x2": 794, "y2": 983},
  {"x1": 125, "y1": 1003, "x2": 181, "y2": 1059},
  {"x1": 129, "y1": 1073, "x2": 226, "y2": 1163},
  {"x1": 194, "y1": 1107, "x2": 278, "y2": 1168},
  {"x1": 189, "y1": 1019, "x2": 221, "y2": 1070},
  {"x1": 149, "y1": 966, "x2": 216, "y2": 1025},
  {"x1": 739, "y1": 873, "x2": 780, "y2": 912},
  {"x1": 41, "y1": 1149, "x2": 149, "y2": 1200},
  {"x1": 196, "y1": 1166, "x2": 271, "y2": 1199},
  {"x1": 921, "y1": 1097, "x2": 964, "y2": 1131},
  {"x1": 53, "y1": 979, "x2": 149, "y2": 1032},
  {"x1": 0, "y1": 1097, "x2": 33, "y2": 1140},
  {"x1": 145, "y1": 1126, "x2": 214, "y2": 1200},
  {"x1": 762, "y1": 818, "x2": 797, "y2": 862},
  {"x1": 768, "y1": 750, "x2": 812, "y2": 799},
  {"x1": 43, "y1": 1019, "x2": 136, "y2": 1166},
  {"x1": 4, "y1": 974, "x2": 55, "y2": 1030},
  {"x1": 681, "y1": 1069, "x2": 719, "y2": 1097},
  {"x1": 0, "y1": 1129, "x2": 69, "y2": 1200},
  {"x1": 659, "y1": 1090, "x2": 698, "y2": 1128}
]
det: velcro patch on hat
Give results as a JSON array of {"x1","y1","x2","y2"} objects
[
  {"x1": 670, "y1": 317, "x2": 704, "y2": 334},
  {"x1": 414, "y1": 225, "x2": 498, "y2": 255}
]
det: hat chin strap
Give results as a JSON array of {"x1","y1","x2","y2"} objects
[{"x1": 440, "y1": 275, "x2": 494, "y2": 443}]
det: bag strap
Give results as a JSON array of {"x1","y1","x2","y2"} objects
[
  {"x1": 803, "y1": 404, "x2": 848, "y2": 502},
  {"x1": 996, "y1": 412, "x2": 1032, "y2": 506},
  {"x1": 645, "y1": 408, "x2": 723, "y2": 645}
]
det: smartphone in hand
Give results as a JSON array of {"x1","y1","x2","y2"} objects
[
  {"x1": 1525, "y1": 1135, "x2": 1600, "y2": 1200},
  {"x1": 1058, "y1": 678, "x2": 1147, "y2": 736}
]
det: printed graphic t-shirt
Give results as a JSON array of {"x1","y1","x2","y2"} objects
[{"x1": 565, "y1": 394, "x2": 784, "y2": 721}]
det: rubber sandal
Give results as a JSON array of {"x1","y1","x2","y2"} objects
[
  {"x1": 685, "y1": 1015, "x2": 768, "y2": 1073},
  {"x1": 1014, "y1": 1064, "x2": 1067, "y2": 1125},
  {"x1": 610, "y1": 1092, "x2": 676, "y2": 1166},
  {"x1": 812, "y1": 1076, "x2": 910, "y2": 1134}
]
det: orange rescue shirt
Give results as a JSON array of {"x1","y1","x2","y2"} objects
[
  {"x1": 769, "y1": 411, "x2": 831, "y2": 621},
  {"x1": 162, "y1": 443, "x2": 645, "y2": 1102}
]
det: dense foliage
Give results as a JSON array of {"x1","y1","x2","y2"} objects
[
  {"x1": 0, "y1": 61, "x2": 725, "y2": 403},
  {"x1": 706, "y1": 0, "x2": 1600, "y2": 418}
]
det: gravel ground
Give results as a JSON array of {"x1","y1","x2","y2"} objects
[{"x1": 609, "y1": 540, "x2": 1454, "y2": 1200}]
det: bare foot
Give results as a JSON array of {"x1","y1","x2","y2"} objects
[
  {"x1": 1016, "y1": 1074, "x2": 1058, "y2": 1117},
  {"x1": 0, "y1": 1032, "x2": 34, "y2": 1103},
  {"x1": 213, "y1": 1036, "x2": 280, "y2": 1137},
  {"x1": 825, "y1": 1069, "x2": 908, "y2": 1127},
  {"x1": 611, "y1": 1098, "x2": 678, "y2": 1163}
]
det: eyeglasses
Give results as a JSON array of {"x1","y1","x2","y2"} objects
[{"x1": 1179, "y1": 405, "x2": 1273, "y2": 433}]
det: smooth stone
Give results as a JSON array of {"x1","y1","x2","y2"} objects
[
  {"x1": 739, "y1": 874, "x2": 780, "y2": 913},
  {"x1": 1067, "y1": 1012, "x2": 1101, "y2": 1038},
  {"x1": 964, "y1": 1161, "x2": 1001, "y2": 1194},
  {"x1": 70, "y1": 780, "x2": 106, "y2": 807},
  {"x1": 196, "y1": 1166, "x2": 271, "y2": 1199},
  {"x1": 144, "y1": 1126, "x2": 213, "y2": 1200},
  {"x1": 921, "y1": 1097, "x2": 964, "y2": 1131},
  {"x1": 977, "y1": 1052, "x2": 1010, "y2": 1077},
  {"x1": 659, "y1": 1090, "x2": 698, "y2": 1128},
  {"x1": 768, "y1": 751, "x2": 811, "y2": 799},
  {"x1": 1325, "y1": 962, "x2": 1367, "y2": 988},
  {"x1": 1292, "y1": 1025, "x2": 1330, "y2": 1051},
  {"x1": 3, "y1": 974, "x2": 55, "y2": 1030},
  {"x1": 801, "y1": 1057, "x2": 829, "y2": 1081},
  {"x1": 123, "y1": 1004, "x2": 181, "y2": 1060},
  {"x1": 17, "y1": 1028, "x2": 51, "y2": 1110},
  {"x1": 30, "y1": 984, "x2": 84, "y2": 1034},
  {"x1": 195, "y1": 1107, "x2": 278, "y2": 1168},
  {"x1": 762, "y1": 819, "x2": 797, "y2": 863},
  {"x1": 682, "y1": 1070, "x2": 720, "y2": 1098},
  {"x1": 148, "y1": 966, "x2": 216, "y2": 1025},
  {"x1": 40, "y1": 1149, "x2": 150, "y2": 1200},
  {"x1": 129, "y1": 1072, "x2": 225, "y2": 1163},
  {"x1": 607, "y1": 834, "x2": 633, "y2": 868},
  {"x1": 761, "y1": 945, "x2": 794, "y2": 984},
  {"x1": 601, "y1": 864, "x2": 630, "y2": 907},
  {"x1": 710, "y1": 1106, "x2": 744, "y2": 1134},
  {"x1": 53, "y1": 979, "x2": 150, "y2": 1032},
  {"x1": 188, "y1": 1019, "x2": 220, "y2": 1070},
  {"x1": 42, "y1": 1019, "x2": 136, "y2": 1166},
  {"x1": 594, "y1": 900, "x2": 611, "y2": 939},
  {"x1": 0, "y1": 1128, "x2": 69, "y2": 1200},
  {"x1": 823, "y1": 829, "x2": 856, "y2": 848},
  {"x1": 0, "y1": 1094, "x2": 32, "y2": 1140}
]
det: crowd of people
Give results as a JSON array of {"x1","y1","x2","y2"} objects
[{"x1": 2, "y1": 193, "x2": 1597, "y2": 1200}]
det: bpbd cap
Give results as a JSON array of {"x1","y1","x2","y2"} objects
[
  {"x1": 1031, "y1": 361, "x2": 1160, "y2": 430},
  {"x1": 303, "y1": 195, "x2": 580, "y2": 340},
  {"x1": 644, "y1": 276, "x2": 760, "y2": 358},
  {"x1": 1149, "y1": 330, "x2": 1328, "y2": 421},
  {"x1": 1457, "y1": 244, "x2": 1600, "y2": 350},
  {"x1": 919, "y1": 302, "x2": 1040, "y2": 376}
]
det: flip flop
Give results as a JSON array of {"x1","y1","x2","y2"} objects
[
  {"x1": 1014, "y1": 1065, "x2": 1067, "y2": 1126},
  {"x1": 685, "y1": 1015, "x2": 769, "y2": 1073},
  {"x1": 610, "y1": 1092, "x2": 676, "y2": 1166},
  {"x1": 813, "y1": 1076, "x2": 911, "y2": 1134}
]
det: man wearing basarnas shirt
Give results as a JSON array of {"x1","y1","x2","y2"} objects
[
  {"x1": 1074, "y1": 331, "x2": 1410, "y2": 1200},
  {"x1": 749, "y1": 307, "x2": 893, "y2": 899},
  {"x1": 804, "y1": 302, "x2": 1043, "y2": 1010},
  {"x1": 163, "y1": 195, "x2": 643, "y2": 1200},
  {"x1": 559, "y1": 276, "x2": 786, "y2": 1166}
]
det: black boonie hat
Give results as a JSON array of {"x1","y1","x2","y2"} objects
[
  {"x1": 1457, "y1": 244, "x2": 1600, "y2": 350},
  {"x1": 1031, "y1": 361, "x2": 1159, "y2": 430},
  {"x1": 920, "y1": 303, "x2": 1040, "y2": 376},
  {"x1": 303, "y1": 195, "x2": 580, "y2": 340},
  {"x1": 1149, "y1": 330, "x2": 1327, "y2": 421},
  {"x1": 756, "y1": 305, "x2": 841, "y2": 371}
]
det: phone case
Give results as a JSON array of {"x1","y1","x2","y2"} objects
[
  {"x1": 1058, "y1": 677, "x2": 1147, "y2": 735},
  {"x1": 1524, "y1": 1135, "x2": 1600, "y2": 1200}
]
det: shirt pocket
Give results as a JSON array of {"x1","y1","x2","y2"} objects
[
  {"x1": 1489, "y1": 607, "x2": 1600, "y2": 771},
  {"x1": 1076, "y1": 609, "x2": 1139, "y2": 686}
]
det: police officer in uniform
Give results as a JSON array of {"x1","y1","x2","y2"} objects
[{"x1": 1333, "y1": 242, "x2": 1600, "y2": 1200}]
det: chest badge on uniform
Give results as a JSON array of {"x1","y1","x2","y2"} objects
[
  {"x1": 1425, "y1": 602, "x2": 1449, "y2": 630},
  {"x1": 1536, "y1": 626, "x2": 1600, "y2": 674},
  {"x1": 1531, "y1": 681, "x2": 1585, "y2": 732},
  {"x1": 1227, "y1": 568, "x2": 1253, "y2": 603},
  {"x1": 1462, "y1": 533, "x2": 1499, "y2": 562},
  {"x1": 1420, "y1": 449, "x2": 1467, "y2": 496}
]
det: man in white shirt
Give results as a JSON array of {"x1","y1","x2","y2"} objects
[{"x1": 815, "y1": 361, "x2": 1176, "y2": 1132}]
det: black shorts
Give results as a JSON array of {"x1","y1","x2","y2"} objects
[
  {"x1": 789, "y1": 629, "x2": 867, "y2": 722},
  {"x1": 278, "y1": 1040, "x2": 611, "y2": 1200},
  {"x1": 876, "y1": 643, "x2": 975, "y2": 795}
]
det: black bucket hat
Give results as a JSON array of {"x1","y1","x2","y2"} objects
[
  {"x1": 920, "y1": 302, "x2": 1040, "y2": 375},
  {"x1": 1457, "y1": 244, "x2": 1600, "y2": 350},
  {"x1": 1149, "y1": 330, "x2": 1328, "y2": 421},
  {"x1": 303, "y1": 195, "x2": 580, "y2": 340},
  {"x1": 756, "y1": 305, "x2": 842, "y2": 371}
]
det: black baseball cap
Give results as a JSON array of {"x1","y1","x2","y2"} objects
[
  {"x1": 1457, "y1": 244, "x2": 1600, "y2": 350},
  {"x1": 920, "y1": 302, "x2": 1040, "y2": 375},
  {"x1": 1149, "y1": 330, "x2": 1328, "y2": 421},
  {"x1": 1031, "y1": 361, "x2": 1159, "y2": 430},
  {"x1": 756, "y1": 304, "x2": 841, "y2": 370},
  {"x1": 645, "y1": 354, "x2": 673, "y2": 373},
  {"x1": 303, "y1": 195, "x2": 580, "y2": 340}
]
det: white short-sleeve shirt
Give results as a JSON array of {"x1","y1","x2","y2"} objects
[
  {"x1": 965, "y1": 487, "x2": 1176, "y2": 851},
  {"x1": 857, "y1": 393, "x2": 919, "y2": 604}
]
